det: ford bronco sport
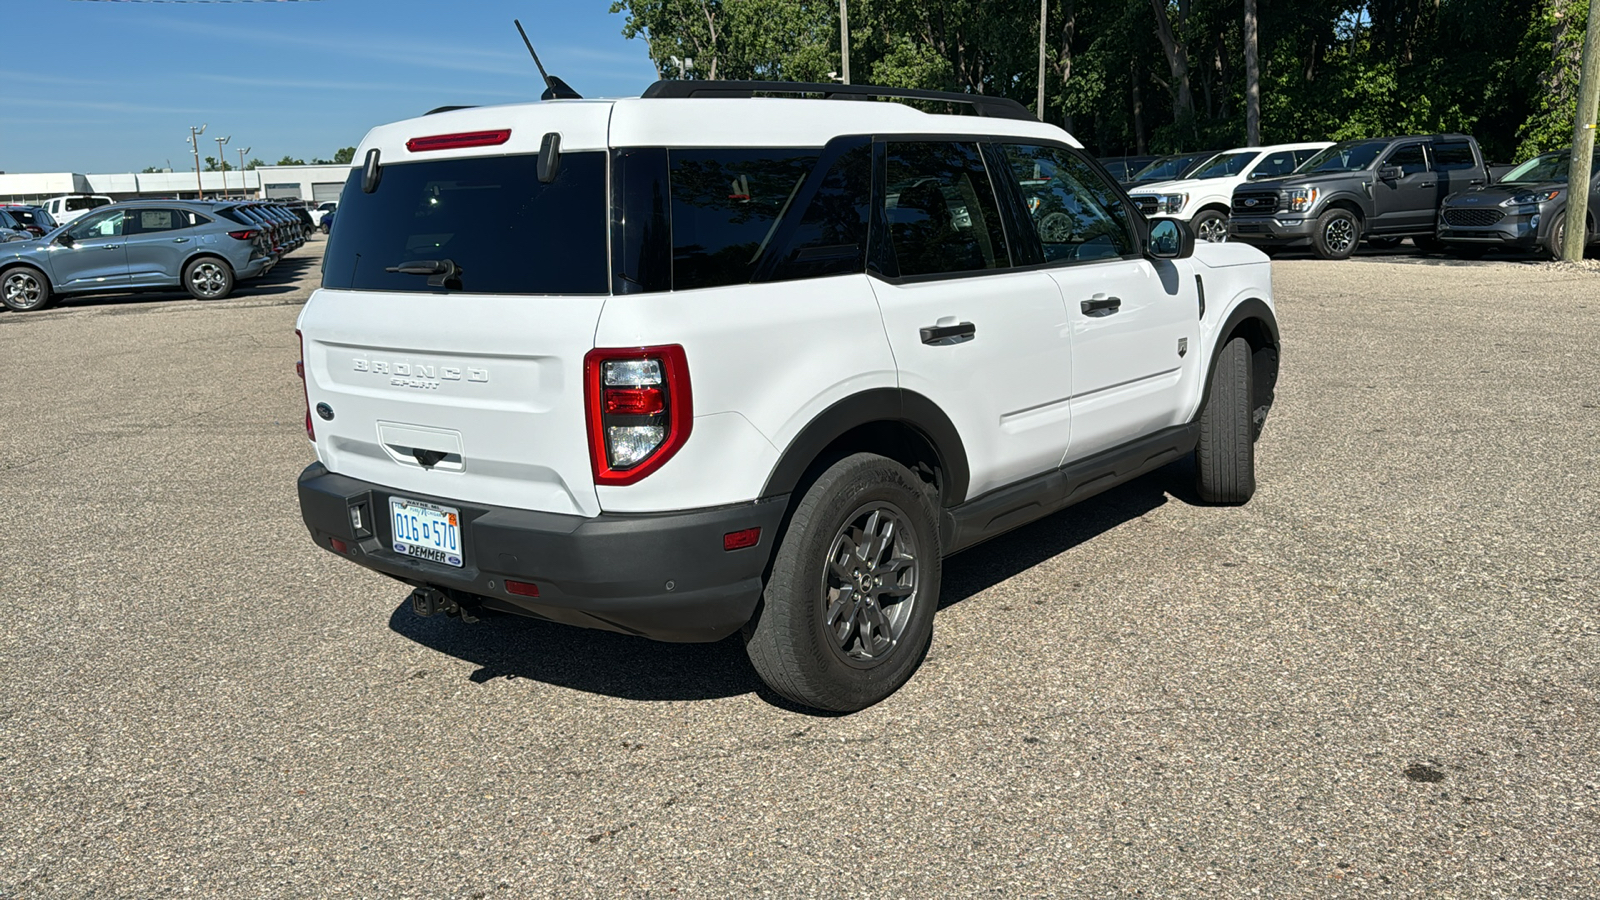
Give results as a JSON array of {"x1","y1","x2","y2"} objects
[{"x1": 296, "y1": 81, "x2": 1280, "y2": 712}]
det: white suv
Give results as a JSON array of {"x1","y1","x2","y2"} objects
[
  {"x1": 296, "y1": 81, "x2": 1281, "y2": 712},
  {"x1": 1128, "y1": 143, "x2": 1330, "y2": 242},
  {"x1": 39, "y1": 194, "x2": 115, "y2": 226}
]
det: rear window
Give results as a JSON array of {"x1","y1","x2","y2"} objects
[{"x1": 321, "y1": 152, "x2": 608, "y2": 295}]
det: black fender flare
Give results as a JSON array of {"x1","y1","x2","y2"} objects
[{"x1": 759, "y1": 388, "x2": 970, "y2": 507}]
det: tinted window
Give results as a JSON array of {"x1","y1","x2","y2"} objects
[
  {"x1": 66, "y1": 197, "x2": 109, "y2": 212},
  {"x1": 1303, "y1": 141, "x2": 1387, "y2": 173},
  {"x1": 1251, "y1": 151, "x2": 1301, "y2": 179},
  {"x1": 1292, "y1": 148, "x2": 1322, "y2": 167},
  {"x1": 322, "y1": 152, "x2": 608, "y2": 295},
  {"x1": 66, "y1": 210, "x2": 123, "y2": 239},
  {"x1": 611, "y1": 148, "x2": 671, "y2": 294},
  {"x1": 0, "y1": 211, "x2": 16, "y2": 229},
  {"x1": 131, "y1": 209, "x2": 179, "y2": 233},
  {"x1": 768, "y1": 142, "x2": 871, "y2": 282},
  {"x1": 1387, "y1": 144, "x2": 1428, "y2": 175},
  {"x1": 1432, "y1": 142, "x2": 1477, "y2": 171},
  {"x1": 883, "y1": 141, "x2": 1010, "y2": 277},
  {"x1": 1002, "y1": 144, "x2": 1134, "y2": 263},
  {"x1": 670, "y1": 148, "x2": 819, "y2": 291}
]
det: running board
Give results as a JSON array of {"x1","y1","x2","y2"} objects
[{"x1": 940, "y1": 423, "x2": 1200, "y2": 554}]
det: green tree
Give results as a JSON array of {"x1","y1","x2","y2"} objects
[
  {"x1": 246, "y1": 158, "x2": 265, "y2": 170},
  {"x1": 276, "y1": 155, "x2": 306, "y2": 166},
  {"x1": 332, "y1": 146, "x2": 358, "y2": 165},
  {"x1": 203, "y1": 157, "x2": 234, "y2": 172}
]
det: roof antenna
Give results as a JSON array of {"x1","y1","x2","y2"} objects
[{"x1": 515, "y1": 19, "x2": 582, "y2": 101}]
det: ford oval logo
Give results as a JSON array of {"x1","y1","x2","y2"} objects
[
  {"x1": 1245, "y1": 198, "x2": 1258, "y2": 207},
  {"x1": 316, "y1": 402, "x2": 335, "y2": 421}
]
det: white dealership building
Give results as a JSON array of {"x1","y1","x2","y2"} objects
[{"x1": 0, "y1": 163, "x2": 351, "y2": 205}]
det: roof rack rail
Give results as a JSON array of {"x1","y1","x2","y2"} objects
[{"x1": 640, "y1": 80, "x2": 1037, "y2": 122}]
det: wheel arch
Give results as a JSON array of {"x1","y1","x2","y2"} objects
[
  {"x1": 1322, "y1": 197, "x2": 1367, "y2": 226},
  {"x1": 759, "y1": 389, "x2": 970, "y2": 510},
  {"x1": 1195, "y1": 202, "x2": 1231, "y2": 217},
  {"x1": 0, "y1": 259, "x2": 52, "y2": 286},
  {"x1": 183, "y1": 251, "x2": 236, "y2": 274}
]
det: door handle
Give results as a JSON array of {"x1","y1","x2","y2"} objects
[
  {"x1": 172, "y1": 237, "x2": 189, "y2": 243},
  {"x1": 104, "y1": 244, "x2": 122, "y2": 250},
  {"x1": 1469, "y1": 179, "x2": 1485, "y2": 185},
  {"x1": 1081, "y1": 295, "x2": 1121, "y2": 317},
  {"x1": 1418, "y1": 182, "x2": 1436, "y2": 188},
  {"x1": 920, "y1": 322, "x2": 976, "y2": 345}
]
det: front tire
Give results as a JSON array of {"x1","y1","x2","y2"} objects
[
  {"x1": 1543, "y1": 214, "x2": 1567, "y2": 260},
  {"x1": 1192, "y1": 209, "x2": 1229, "y2": 243},
  {"x1": 744, "y1": 453, "x2": 941, "y2": 712},
  {"x1": 1196, "y1": 337, "x2": 1257, "y2": 504},
  {"x1": 184, "y1": 257, "x2": 234, "y2": 300},
  {"x1": 1312, "y1": 208, "x2": 1359, "y2": 260},
  {"x1": 2, "y1": 266, "x2": 52, "y2": 312}
]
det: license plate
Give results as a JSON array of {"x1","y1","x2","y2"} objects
[{"x1": 389, "y1": 498, "x2": 464, "y2": 567}]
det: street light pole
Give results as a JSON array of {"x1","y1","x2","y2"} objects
[
  {"x1": 237, "y1": 147, "x2": 251, "y2": 199},
  {"x1": 214, "y1": 135, "x2": 231, "y2": 198},
  {"x1": 187, "y1": 124, "x2": 207, "y2": 199}
]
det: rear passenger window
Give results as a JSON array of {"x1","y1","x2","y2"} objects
[
  {"x1": 767, "y1": 143, "x2": 871, "y2": 283},
  {"x1": 1000, "y1": 144, "x2": 1134, "y2": 263},
  {"x1": 1432, "y1": 142, "x2": 1477, "y2": 171},
  {"x1": 133, "y1": 209, "x2": 177, "y2": 233},
  {"x1": 670, "y1": 148, "x2": 820, "y2": 291},
  {"x1": 883, "y1": 141, "x2": 1010, "y2": 277}
]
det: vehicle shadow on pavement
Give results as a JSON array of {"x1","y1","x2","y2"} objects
[
  {"x1": 386, "y1": 461, "x2": 1198, "y2": 708},
  {"x1": 48, "y1": 255, "x2": 320, "y2": 311}
]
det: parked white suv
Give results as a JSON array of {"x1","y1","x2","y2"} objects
[
  {"x1": 39, "y1": 194, "x2": 114, "y2": 226},
  {"x1": 296, "y1": 81, "x2": 1281, "y2": 712},
  {"x1": 1128, "y1": 142, "x2": 1330, "y2": 242}
]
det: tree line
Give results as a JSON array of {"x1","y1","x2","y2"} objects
[
  {"x1": 610, "y1": 0, "x2": 1592, "y2": 164},
  {"x1": 141, "y1": 147, "x2": 357, "y2": 174}
]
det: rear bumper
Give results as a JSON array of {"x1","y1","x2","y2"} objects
[{"x1": 297, "y1": 462, "x2": 787, "y2": 642}]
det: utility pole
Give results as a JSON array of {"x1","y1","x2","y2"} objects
[
  {"x1": 187, "y1": 124, "x2": 207, "y2": 199},
  {"x1": 838, "y1": 0, "x2": 850, "y2": 84},
  {"x1": 1037, "y1": 0, "x2": 1048, "y2": 120},
  {"x1": 214, "y1": 135, "x2": 231, "y2": 197},
  {"x1": 237, "y1": 146, "x2": 251, "y2": 199},
  {"x1": 1563, "y1": 0, "x2": 1600, "y2": 261}
]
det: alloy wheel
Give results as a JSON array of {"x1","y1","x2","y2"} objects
[
  {"x1": 821, "y1": 502, "x2": 921, "y2": 668},
  {"x1": 1197, "y1": 217, "x2": 1230, "y2": 243},
  {"x1": 1324, "y1": 217, "x2": 1355, "y2": 255},
  {"x1": 190, "y1": 262, "x2": 228, "y2": 297},
  {"x1": 3, "y1": 271, "x2": 44, "y2": 310}
]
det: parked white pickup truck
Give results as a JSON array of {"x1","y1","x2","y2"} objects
[{"x1": 1128, "y1": 143, "x2": 1331, "y2": 242}]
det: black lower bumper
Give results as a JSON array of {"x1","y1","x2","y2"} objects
[
  {"x1": 297, "y1": 463, "x2": 788, "y2": 642},
  {"x1": 1229, "y1": 215, "x2": 1316, "y2": 246}
]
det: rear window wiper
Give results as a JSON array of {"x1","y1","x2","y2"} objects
[{"x1": 385, "y1": 258, "x2": 462, "y2": 288}]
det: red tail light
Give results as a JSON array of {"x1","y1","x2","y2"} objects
[
  {"x1": 584, "y1": 345, "x2": 692, "y2": 486},
  {"x1": 406, "y1": 129, "x2": 512, "y2": 153},
  {"x1": 227, "y1": 229, "x2": 260, "y2": 241},
  {"x1": 296, "y1": 329, "x2": 314, "y2": 441}
]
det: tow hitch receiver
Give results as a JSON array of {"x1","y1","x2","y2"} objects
[{"x1": 409, "y1": 587, "x2": 479, "y2": 623}]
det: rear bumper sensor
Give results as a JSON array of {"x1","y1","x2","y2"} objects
[{"x1": 296, "y1": 462, "x2": 788, "y2": 643}]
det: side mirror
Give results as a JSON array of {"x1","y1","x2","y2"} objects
[
  {"x1": 55, "y1": 233, "x2": 75, "y2": 248},
  {"x1": 1147, "y1": 219, "x2": 1195, "y2": 260},
  {"x1": 1378, "y1": 165, "x2": 1402, "y2": 181}
]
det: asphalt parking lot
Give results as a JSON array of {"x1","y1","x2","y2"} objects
[{"x1": 3, "y1": 237, "x2": 1597, "y2": 898}]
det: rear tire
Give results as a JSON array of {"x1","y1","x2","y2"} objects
[
  {"x1": 1, "y1": 266, "x2": 52, "y2": 312},
  {"x1": 1312, "y1": 209, "x2": 1359, "y2": 260},
  {"x1": 744, "y1": 453, "x2": 941, "y2": 712},
  {"x1": 184, "y1": 257, "x2": 234, "y2": 300},
  {"x1": 1196, "y1": 337, "x2": 1256, "y2": 505}
]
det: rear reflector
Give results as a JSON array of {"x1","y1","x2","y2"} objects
[
  {"x1": 330, "y1": 538, "x2": 349, "y2": 554},
  {"x1": 406, "y1": 129, "x2": 512, "y2": 153},
  {"x1": 724, "y1": 527, "x2": 761, "y2": 551},
  {"x1": 506, "y1": 580, "x2": 540, "y2": 598}
]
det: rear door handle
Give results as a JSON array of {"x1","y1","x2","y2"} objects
[
  {"x1": 104, "y1": 244, "x2": 122, "y2": 250},
  {"x1": 1081, "y1": 295, "x2": 1121, "y2": 317},
  {"x1": 920, "y1": 322, "x2": 976, "y2": 345}
]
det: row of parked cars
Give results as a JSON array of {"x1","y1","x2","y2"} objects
[
  {"x1": 0, "y1": 198, "x2": 315, "y2": 311},
  {"x1": 1103, "y1": 135, "x2": 1598, "y2": 260}
]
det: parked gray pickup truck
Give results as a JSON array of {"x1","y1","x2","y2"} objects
[{"x1": 1229, "y1": 134, "x2": 1492, "y2": 259}]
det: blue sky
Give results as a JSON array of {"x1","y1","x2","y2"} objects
[{"x1": 0, "y1": 0, "x2": 659, "y2": 174}]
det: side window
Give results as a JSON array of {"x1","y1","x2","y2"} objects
[
  {"x1": 1386, "y1": 144, "x2": 1428, "y2": 176},
  {"x1": 669, "y1": 148, "x2": 820, "y2": 291},
  {"x1": 1292, "y1": 148, "x2": 1321, "y2": 167},
  {"x1": 1432, "y1": 142, "x2": 1477, "y2": 171},
  {"x1": 132, "y1": 209, "x2": 178, "y2": 234},
  {"x1": 66, "y1": 210, "x2": 123, "y2": 239},
  {"x1": 1251, "y1": 152, "x2": 1299, "y2": 179},
  {"x1": 611, "y1": 148, "x2": 671, "y2": 294},
  {"x1": 883, "y1": 141, "x2": 1010, "y2": 277},
  {"x1": 1000, "y1": 143, "x2": 1134, "y2": 263},
  {"x1": 768, "y1": 142, "x2": 871, "y2": 283}
]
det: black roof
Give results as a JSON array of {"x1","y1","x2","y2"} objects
[{"x1": 640, "y1": 80, "x2": 1037, "y2": 122}]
